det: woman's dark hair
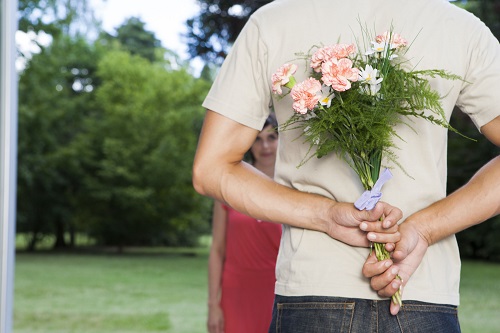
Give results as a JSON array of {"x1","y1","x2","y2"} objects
[
  {"x1": 245, "y1": 113, "x2": 278, "y2": 164},
  {"x1": 263, "y1": 112, "x2": 278, "y2": 129}
]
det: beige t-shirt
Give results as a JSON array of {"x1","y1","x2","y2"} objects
[{"x1": 203, "y1": 0, "x2": 500, "y2": 305}]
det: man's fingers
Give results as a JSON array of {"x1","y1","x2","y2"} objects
[
  {"x1": 367, "y1": 231, "x2": 401, "y2": 244},
  {"x1": 390, "y1": 301, "x2": 402, "y2": 316},
  {"x1": 376, "y1": 275, "x2": 402, "y2": 298},
  {"x1": 392, "y1": 232, "x2": 415, "y2": 261},
  {"x1": 362, "y1": 253, "x2": 392, "y2": 278},
  {"x1": 385, "y1": 242, "x2": 395, "y2": 252},
  {"x1": 361, "y1": 221, "x2": 398, "y2": 233},
  {"x1": 363, "y1": 252, "x2": 403, "y2": 301},
  {"x1": 369, "y1": 202, "x2": 403, "y2": 228}
]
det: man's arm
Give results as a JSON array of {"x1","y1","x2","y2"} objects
[
  {"x1": 193, "y1": 110, "x2": 403, "y2": 247},
  {"x1": 364, "y1": 115, "x2": 500, "y2": 315},
  {"x1": 403, "y1": 116, "x2": 500, "y2": 244}
]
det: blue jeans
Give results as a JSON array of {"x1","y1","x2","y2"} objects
[{"x1": 269, "y1": 295, "x2": 461, "y2": 333}]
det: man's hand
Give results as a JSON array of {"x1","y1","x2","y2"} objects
[
  {"x1": 362, "y1": 219, "x2": 430, "y2": 315},
  {"x1": 326, "y1": 201, "x2": 402, "y2": 247}
]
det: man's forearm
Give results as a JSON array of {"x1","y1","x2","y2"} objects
[
  {"x1": 197, "y1": 157, "x2": 334, "y2": 233},
  {"x1": 407, "y1": 156, "x2": 500, "y2": 246}
]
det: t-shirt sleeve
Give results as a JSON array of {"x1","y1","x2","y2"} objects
[
  {"x1": 456, "y1": 19, "x2": 500, "y2": 130},
  {"x1": 202, "y1": 17, "x2": 271, "y2": 131}
]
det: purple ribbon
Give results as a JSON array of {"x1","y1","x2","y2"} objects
[{"x1": 354, "y1": 168, "x2": 392, "y2": 210}]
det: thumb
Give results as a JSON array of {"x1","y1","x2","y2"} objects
[
  {"x1": 392, "y1": 229, "x2": 418, "y2": 262},
  {"x1": 390, "y1": 298, "x2": 402, "y2": 316}
]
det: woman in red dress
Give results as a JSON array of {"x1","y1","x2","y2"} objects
[{"x1": 207, "y1": 114, "x2": 282, "y2": 333}]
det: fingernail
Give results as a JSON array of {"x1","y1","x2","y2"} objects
[
  {"x1": 384, "y1": 261, "x2": 392, "y2": 268},
  {"x1": 367, "y1": 233, "x2": 376, "y2": 241},
  {"x1": 391, "y1": 268, "x2": 398, "y2": 275},
  {"x1": 360, "y1": 222, "x2": 368, "y2": 231},
  {"x1": 384, "y1": 220, "x2": 391, "y2": 228},
  {"x1": 392, "y1": 282, "x2": 399, "y2": 289}
]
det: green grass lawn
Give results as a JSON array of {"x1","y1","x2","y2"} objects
[
  {"x1": 458, "y1": 260, "x2": 500, "y2": 333},
  {"x1": 14, "y1": 248, "x2": 209, "y2": 333},
  {"x1": 13, "y1": 248, "x2": 500, "y2": 333}
]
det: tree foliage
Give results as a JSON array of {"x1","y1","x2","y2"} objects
[
  {"x1": 18, "y1": 0, "x2": 96, "y2": 36},
  {"x1": 71, "y1": 50, "x2": 211, "y2": 248},
  {"x1": 17, "y1": 2, "x2": 212, "y2": 250},
  {"x1": 17, "y1": 35, "x2": 100, "y2": 250},
  {"x1": 99, "y1": 17, "x2": 162, "y2": 63},
  {"x1": 185, "y1": 0, "x2": 274, "y2": 65}
]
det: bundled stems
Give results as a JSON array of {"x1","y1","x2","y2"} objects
[{"x1": 365, "y1": 155, "x2": 402, "y2": 307}]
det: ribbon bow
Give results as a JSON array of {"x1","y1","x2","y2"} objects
[{"x1": 354, "y1": 168, "x2": 392, "y2": 210}]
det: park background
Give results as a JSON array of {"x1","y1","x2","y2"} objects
[{"x1": 11, "y1": 0, "x2": 500, "y2": 332}]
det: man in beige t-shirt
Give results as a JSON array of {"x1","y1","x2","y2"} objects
[{"x1": 193, "y1": 0, "x2": 500, "y2": 331}]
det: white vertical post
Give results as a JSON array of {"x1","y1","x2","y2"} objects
[{"x1": 0, "y1": 0, "x2": 18, "y2": 332}]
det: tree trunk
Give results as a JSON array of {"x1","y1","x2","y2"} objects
[{"x1": 53, "y1": 217, "x2": 67, "y2": 249}]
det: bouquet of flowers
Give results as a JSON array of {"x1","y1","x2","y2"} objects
[{"x1": 271, "y1": 29, "x2": 463, "y2": 306}]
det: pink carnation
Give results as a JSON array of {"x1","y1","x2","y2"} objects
[
  {"x1": 321, "y1": 58, "x2": 360, "y2": 92},
  {"x1": 331, "y1": 43, "x2": 356, "y2": 59},
  {"x1": 272, "y1": 63, "x2": 298, "y2": 94},
  {"x1": 376, "y1": 32, "x2": 408, "y2": 48},
  {"x1": 310, "y1": 44, "x2": 356, "y2": 72},
  {"x1": 290, "y1": 78, "x2": 322, "y2": 114},
  {"x1": 311, "y1": 46, "x2": 336, "y2": 72}
]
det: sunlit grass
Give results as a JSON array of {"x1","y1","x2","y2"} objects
[
  {"x1": 458, "y1": 260, "x2": 500, "y2": 333},
  {"x1": 14, "y1": 249, "x2": 208, "y2": 333}
]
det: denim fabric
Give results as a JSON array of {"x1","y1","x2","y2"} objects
[{"x1": 268, "y1": 295, "x2": 460, "y2": 333}]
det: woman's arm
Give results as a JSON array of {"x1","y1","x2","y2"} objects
[{"x1": 207, "y1": 201, "x2": 228, "y2": 333}]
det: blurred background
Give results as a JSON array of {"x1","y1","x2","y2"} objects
[{"x1": 7, "y1": 0, "x2": 500, "y2": 332}]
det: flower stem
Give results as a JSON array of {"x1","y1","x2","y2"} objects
[{"x1": 361, "y1": 152, "x2": 402, "y2": 307}]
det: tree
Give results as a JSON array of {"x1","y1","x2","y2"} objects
[
  {"x1": 17, "y1": 35, "x2": 100, "y2": 250},
  {"x1": 16, "y1": 0, "x2": 103, "y2": 250},
  {"x1": 71, "y1": 50, "x2": 212, "y2": 248},
  {"x1": 99, "y1": 16, "x2": 162, "y2": 63},
  {"x1": 185, "y1": 0, "x2": 274, "y2": 65},
  {"x1": 17, "y1": 0, "x2": 213, "y2": 250}
]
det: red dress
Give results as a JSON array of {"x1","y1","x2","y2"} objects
[{"x1": 220, "y1": 205, "x2": 282, "y2": 333}]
